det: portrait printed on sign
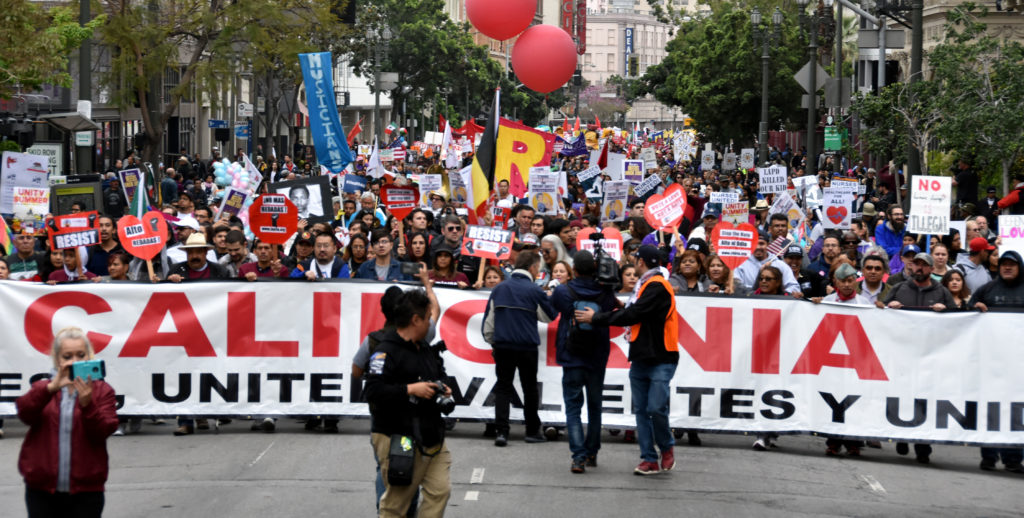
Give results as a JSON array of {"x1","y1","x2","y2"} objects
[{"x1": 269, "y1": 176, "x2": 332, "y2": 224}]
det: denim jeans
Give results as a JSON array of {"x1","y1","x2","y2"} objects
[
  {"x1": 629, "y1": 361, "x2": 677, "y2": 462},
  {"x1": 562, "y1": 367, "x2": 606, "y2": 462}
]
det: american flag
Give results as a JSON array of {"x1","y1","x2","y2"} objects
[{"x1": 766, "y1": 236, "x2": 792, "y2": 258}]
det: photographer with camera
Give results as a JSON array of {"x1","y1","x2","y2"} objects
[
  {"x1": 364, "y1": 289, "x2": 453, "y2": 518},
  {"x1": 575, "y1": 244, "x2": 680, "y2": 476},
  {"x1": 551, "y1": 250, "x2": 622, "y2": 474}
]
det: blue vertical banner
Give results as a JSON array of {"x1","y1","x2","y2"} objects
[
  {"x1": 624, "y1": 28, "x2": 633, "y2": 55},
  {"x1": 299, "y1": 52, "x2": 354, "y2": 173}
]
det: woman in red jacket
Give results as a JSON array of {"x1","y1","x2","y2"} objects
[{"x1": 16, "y1": 326, "x2": 119, "y2": 517}]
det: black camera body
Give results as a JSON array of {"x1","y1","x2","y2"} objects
[
  {"x1": 589, "y1": 232, "x2": 621, "y2": 288},
  {"x1": 430, "y1": 380, "x2": 456, "y2": 415}
]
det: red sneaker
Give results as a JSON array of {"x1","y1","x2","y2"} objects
[
  {"x1": 634, "y1": 461, "x2": 660, "y2": 476},
  {"x1": 660, "y1": 447, "x2": 675, "y2": 471}
]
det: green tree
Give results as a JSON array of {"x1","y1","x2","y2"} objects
[
  {"x1": 639, "y1": 0, "x2": 806, "y2": 145},
  {"x1": 851, "y1": 79, "x2": 944, "y2": 173},
  {"x1": 0, "y1": 3, "x2": 101, "y2": 99}
]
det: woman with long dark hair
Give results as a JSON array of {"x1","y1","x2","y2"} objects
[
  {"x1": 344, "y1": 233, "x2": 370, "y2": 276},
  {"x1": 942, "y1": 269, "x2": 971, "y2": 311}
]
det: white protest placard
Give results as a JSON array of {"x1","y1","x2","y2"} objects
[
  {"x1": 604, "y1": 152, "x2": 626, "y2": 180},
  {"x1": 821, "y1": 187, "x2": 854, "y2": 230},
  {"x1": 758, "y1": 164, "x2": 788, "y2": 194},
  {"x1": 791, "y1": 175, "x2": 817, "y2": 198},
  {"x1": 640, "y1": 148, "x2": 658, "y2": 170},
  {"x1": 358, "y1": 145, "x2": 371, "y2": 156},
  {"x1": 722, "y1": 153, "x2": 737, "y2": 171},
  {"x1": 633, "y1": 174, "x2": 662, "y2": 201},
  {"x1": 700, "y1": 150, "x2": 716, "y2": 171},
  {"x1": 769, "y1": 192, "x2": 806, "y2": 231},
  {"x1": 998, "y1": 215, "x2": 1024, "y2": 259},
  {"x1": 710, "y1": 192, "x2": 739, "y2": 204},
  {"x1": 601, "y1": 180, "x2": 629, "y2": 222},
  {"x1": 721, "y1": 202, "x2": 748, "y2": 225},
  {"x1": 907, "y1": 175, "x2": 951, "y2": 235},
  {"x1": 1, "y1": 151, "x2": 49, "y2": 214},
  {"x1": 830, "y1": 177, "x2": 860, "y2": 196},
  {"x1": 418, "y1": 174, "x2": 443, "y2": 207},
  {"x1": 449, "y1": 168, "x2": 469, "y2": 205},
  {"x1": 528, "y1": 171, "x2": 559, "y2": 216},
  {"x1": 740, "y1": 148, "x2": 755, "y2": 169}
]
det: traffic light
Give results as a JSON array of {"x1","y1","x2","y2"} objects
[{"x1": 628, "y1": 56, "x2": 639, "y2": 77}]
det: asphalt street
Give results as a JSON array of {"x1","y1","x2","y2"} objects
[{"x1": 0, "y1": 419, "x2": 1020, "y2": 517}]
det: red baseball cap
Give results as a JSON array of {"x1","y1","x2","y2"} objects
[{"x1": 969, "y1": 236, "x2": 995, "y2": 252}]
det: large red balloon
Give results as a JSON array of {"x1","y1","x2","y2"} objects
[
  {"x1": 511, "y1": 25, "x2": 577, "y2": 94},
  {"x1": 466, "y1": 0, "x2": 536, "y2": 41}
]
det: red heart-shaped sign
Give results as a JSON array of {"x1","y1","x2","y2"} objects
[
  {"x1": 249, "y1": 194, "x2": 299, "y2": 245},
  {"x1": 576, "y1": 226, "x2": 624, "y2": 261},
  {"x1": 380, "y1": 184, "x2": 420, "y2": 221},
  {"x1": 826, "y1": 205, "x2": 848, "y2": 224},
  {"x1": 710, "y1": 221, "x2": 758, "y2": 270},
  {"x1": 117, "y1": 210, "x2": 168, "y2": 261},
  {"x1": 643, "y1": 183, "x2": 688, "y2": 231}
]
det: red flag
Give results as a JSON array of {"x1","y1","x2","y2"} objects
[
  {"x1": 595, "y1": 115, "x2": 602, "y2": 130},
  {"x1": 597, "y1": 136, "x2": 609, "y2": 170},
  {"x1": 573, "y1": 117, "x2": 580, "y2": 134},
  {"x1": 346, "y1": 117, "x2": 363, "y2": 146},
  {"x1": 561, "y1": 118, "x2": 570, "y2": 134},
  {"x1": 439, "y1": 114, "x2": 446, "y2": 132}
]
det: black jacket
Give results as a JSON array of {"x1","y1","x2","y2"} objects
[
  {"x1": 967, "y1": 260, "x2": 1024, "y2": 308},
  {"x1": 364, "y1": 330, "x2": 448, "y2": 448},
  {"x1": 592, "y1": 272, "x2": 679, "y2": 365},
  {"x1": 168, "y1": 260, "x2": 231, "y2": 280},
  {"x1": 884, "y1": 278, "x2": 956, "y2": 310}
]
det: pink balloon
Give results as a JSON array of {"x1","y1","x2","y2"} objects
[
  {"x1": 466, "y1": 0, "x2": 536, "y2": 41},
  {"x1": 511, "y1": 25, "x2": 577, "y2": 94}
]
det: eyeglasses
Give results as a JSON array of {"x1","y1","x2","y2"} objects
[
  {"x1": 863, "y1": 265, "x2": 884, "y2": 271},
  {"x1": 446, "y1": 226, "x2": 461, "y2": 232},
  {"x1": 843, "y1": 240, "x2": 858, "y2": 245}
]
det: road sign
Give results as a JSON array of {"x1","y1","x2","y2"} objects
[
  {"x1": 858, "y1": 29, "x2": 905, "y2": 49},
  {"x1": 237, "y1": 102, "x2": 254, "y2": 118},
  {"x1": 794, "y1": 61, "x2": 830, "y2": 94},
  {"x1": 208, "y1": 119, "x2": 228, "y2": 129},
  {"x1": 235, "y1": 123, "x2": 250, "y2": 139},
  {"x1": 824, "y1": 126, "x2": 841, "y2": 151}
]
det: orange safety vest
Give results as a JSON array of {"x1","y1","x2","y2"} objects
[{"x1": 628, "y1": 276, "x2": 679, "y2": 352}]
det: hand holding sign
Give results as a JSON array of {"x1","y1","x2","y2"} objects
[
  {"x1": 710, "y1": 222, "x2": 757, "y2": 270},
  {"x1": 117, "y1": 211, "x2": 168, "y2": 260},
  {"x1": 643, "y1": 183, "x2": 687, "y2": 231}
]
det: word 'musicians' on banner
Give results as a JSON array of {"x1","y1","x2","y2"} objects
[{"x1": 0, "y1": 281, "x2": 1022, "y2": 446}]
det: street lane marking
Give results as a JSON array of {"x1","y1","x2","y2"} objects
[
  {"x1": 249, "y1": 439, "x2": 277, "y2": 467},
  {"x1": 859, "y1": 474, "x2": 886, "y2": 494},
  {"x1": 470, "y1": 467, "x2": 485, "y2": 484},
  {"x1": 465, "y1": 491, "x2": 480, "y2": 501}
]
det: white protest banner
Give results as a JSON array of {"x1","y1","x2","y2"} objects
[
  {"x1": 740, "y1": 148, "x2": 755, "y2": 169},
  {"x1": 769, "y1": 192, "x2": 805, "y2": 231},
  {"x1": 528, "y1": 171, "x2": 559, "y2": 216},
  {"x1": 722, "y1": 153, "x2": 737, "y2": 171},
  {"x1": 908, "y1": 176, "x2": 952, "y2": 236},
  {"x1": 418, "y1": 173, "x2": 443, "y2": 207},
  {"x1": 700, "y1": 150, "x2": 716, "y2": 171},
  {"x1": 1, "y1": 151, "x2": 49, "y2": 215},
  {"x1": 710, "y1": 192, "x2": 739, "y2": 204},
  {"x1": 821, "y1": 187, "x2": 854, "y2": 229},
  {"x1": 721, "y1": 202, "x2": 748, "y2": 225},
  {"x1": 601, "y1": 180, "x2": 629, "y2": 222},
  {"x1": 622, "y1": 159, "x2": 644, "y2": 185},
  {"x1": 1, "y1": 282, "x2": 1023, "y2": 445},
  {"x1": 997, "y1": 215, "x2": 1024, "y2": 259},
  {"x1": 640, "y1": 148, "x2": 658, "y2": 170},
  {"x1": 758, "y1": 164, "x2": 788, "y2": 194}
]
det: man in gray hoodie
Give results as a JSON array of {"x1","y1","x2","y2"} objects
[{"x1": 956, "y1": 237, "x2": 995, "y2": 293}]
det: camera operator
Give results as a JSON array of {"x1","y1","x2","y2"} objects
[
  {"x1": 364, "y1": 289, "x2": 452, "y2": 517},
  {"x1": 575, "y1": 244, "x2": 680, "y2": 476}
]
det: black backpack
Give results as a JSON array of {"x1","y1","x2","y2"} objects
[{"x1": 564, "y1": 284, "x2": 605, "y2": 357}]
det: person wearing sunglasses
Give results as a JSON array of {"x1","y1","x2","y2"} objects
[{"x1": 859, "y1": 251, "x2": 892, "y2": 307}]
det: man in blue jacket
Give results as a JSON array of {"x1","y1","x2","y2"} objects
[
  {"x1": 551, "y1": 251, "x2": 620, "y2": 473},
  {"x1": 356, "y1": 228, "x2": 412, "y2": 282},
  {"x1": 482, "y1": 249, "x2": 557, "y2": 446}
]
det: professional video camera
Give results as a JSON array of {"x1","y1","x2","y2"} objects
[{"x1": 589, "y1": 232, "x2": 620, "y2": 288}]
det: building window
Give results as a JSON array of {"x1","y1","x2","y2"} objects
[
  {"x1": 607, "y1": 53, "x2": 615, "y2": 71},
  {"x1": 179, "y1": 117, "x2": 194, "y2": 157},
  {"x1": 163, "y1": 67, "x2": 180, "y2": 104}
]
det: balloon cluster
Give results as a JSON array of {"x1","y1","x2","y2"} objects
[
  {"x1": 211, "y1": 157, "x2": 258, "y2": 240},
  {"x1": 465, "y1": 0, "x2": 577, "y2": 93}
]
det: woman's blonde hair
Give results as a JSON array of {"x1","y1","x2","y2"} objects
[{"x1": 50, "y1": 326, "x2": 94, "y2": 368}]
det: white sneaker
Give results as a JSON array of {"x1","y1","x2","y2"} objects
[
  {"x1": 752, "y1": 438, "x2": 767, "y2": 451},
  {"x1": 113, "y1": 425, "x2": 125, "y2": 436},
  {"x1": 0, "y1": 428, "x2": 5, "y2": 439}
]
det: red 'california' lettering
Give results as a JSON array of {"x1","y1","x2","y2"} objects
[
  {"x1": 440, "y1": 299, "x2": 493, "y2": 364},
  {"x1": 227, "y1": 292, "x2": 299, "y2": 357},
  {"x1": 791, "y1": 313, "x2": 888, "y2": 381},
  {"x1": 313, "y1": 292, "x2": 341, "y2": 357},
  {"x1": 677, "y1": 307, "x2": 733, "y2": 372},
  {"x1": 359, "y1": 292, "x2": 385, "y2": 345},
  {"x1": 23, "y1": 292, "x2": 113, "y2": 355},
  {"x1": 752, "y1": 308, "x2": 782, "y2": 374},
  {"x1": 120, "y1": 293, "x2": 216, "y2": 357}
]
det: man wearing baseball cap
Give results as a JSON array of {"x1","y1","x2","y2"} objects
[
  {"x1": 956, "y1": 237, "x2": 995, "y2": 293},
  {"x1": 165, "y1": 215, "x2": 202, "y2": 265},
  {"x1": 886, "y1": 243, "x2": 921, "y2": 286},
  {"x1": 781, "y1": 245, "x2": 825, "y2": 298},
  {"x1": 575, "y1": 245, "x2": 680, "y2": 476}
]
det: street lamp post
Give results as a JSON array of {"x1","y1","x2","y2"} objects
[
  {"x1": 368, "y1": 26, "x2": 393, "y2": 143},
  {"x1": 796, "y1": 0, "x2": 833, "y2": 174},
  {"x1": 751, "y1": 7, "x2": 783, "y2": 167}
]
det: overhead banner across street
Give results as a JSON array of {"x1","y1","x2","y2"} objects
[{"x1": 0, "y1": 281, "x2": 1021, "y2": 446}]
